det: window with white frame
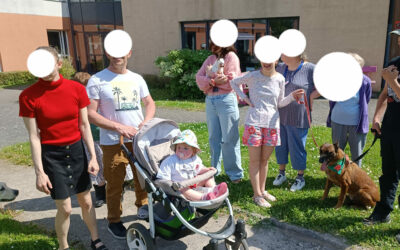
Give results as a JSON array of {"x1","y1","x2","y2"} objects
[{"x1": 47, "y1": 31, "x2": 70, "y2": 57}]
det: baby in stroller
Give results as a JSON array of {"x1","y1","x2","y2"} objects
[
  {"x1": 123, "y1": 119, "x2": 248, "y2": 249},
  {"x1": 157, "y1": 129, "x2": 228, "y2": 201}
]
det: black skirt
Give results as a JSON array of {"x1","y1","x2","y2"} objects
[{"x1": 41, "y1": 139, "x2": 91, "y2": 200}]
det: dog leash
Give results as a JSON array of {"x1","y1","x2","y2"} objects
[
  {"x1": 352, "y1": 130, "x2": 380, "y2": 163},
  {"x1": 303, "y1": 92, "x2": 319, "y2": 148}
]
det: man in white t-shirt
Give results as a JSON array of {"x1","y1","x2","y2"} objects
[{"x1": 87, "y1": 48, "x2": 155, "y2": 239}]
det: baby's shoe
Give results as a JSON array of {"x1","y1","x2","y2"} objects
[{"x1": 204, "y1": 182, "x2": 228, "y2": 200}]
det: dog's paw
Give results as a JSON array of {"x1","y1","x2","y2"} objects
[{"x1": 334, "y1": 205, "x2": 342, "y2": 209}]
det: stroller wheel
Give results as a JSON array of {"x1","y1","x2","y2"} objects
[
  {"x1": 224, "y1": 238, "x2": 249, "y2": 250},
  {"x1": 126, "y1": 223, "x2": 155, "y2": 250}
]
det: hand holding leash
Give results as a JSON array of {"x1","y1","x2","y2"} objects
[
  {"x1": 371, "y1": 121, "x2": 381, "y2": 136},
  {"x1": 352, "y1": 128, "x2": 381, "y2": 163}
]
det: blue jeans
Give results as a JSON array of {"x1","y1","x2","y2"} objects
[
  {"x1": 331, "y1": 121, "x2": 367, "y2": 167},
  {"x1": 205, "y1": 93, "x2": 243, "y2": 181},
  {"x1": 275, "y1": 124, "x2": 308, "y2": 171}
]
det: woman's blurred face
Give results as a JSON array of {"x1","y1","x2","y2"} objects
[
  {"x1": 211, "y1": 44, "x2": 223, "y2": 56},
  {"x1": 42, "y1": 58, "x2": 62, "y2": 81}
]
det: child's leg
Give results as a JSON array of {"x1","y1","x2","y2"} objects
[
  {"x1": 248, "y1": 146, "x2": 263, "y2": 197},
  {"x1": 180, "y1": 188, "x2": 204, "y2": 201},
  {"x1": 259, "y1": 146, "x2": 275, "y2": 194},
  {"x1": 197, "y1": 167, "x2": 216, "y2": 187},
  {"x1": 198, "y1": 177, "x2": 216, "y2": 187}
]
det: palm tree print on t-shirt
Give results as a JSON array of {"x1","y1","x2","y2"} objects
[{"x1": 111, "y1": 81, "x2": 139, "y2": 111}]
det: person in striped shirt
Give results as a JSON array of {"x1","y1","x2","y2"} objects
[{"x1": 272, "y1": 54, "x2": 320, "y2": 192}]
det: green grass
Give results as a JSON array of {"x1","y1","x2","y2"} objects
[
  {"x1": 2, "y1": 124, "x2": 398, "y2": 248},
  {"x1": 0, "y1": 142, "x2": 32, "y2": 166},
  {"x1": 150, "y1": 88, "x2": 206, "y2": 111},
  {"x1": 0, "y1": 209, "x2": 58, "y2": 250},
  {"x1": 179, "y1": 123, "x2": 399, "y2": 249}
]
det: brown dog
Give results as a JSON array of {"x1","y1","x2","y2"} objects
[{"x1": 319, "y1": 143, "x2": 380, "y2": 209}]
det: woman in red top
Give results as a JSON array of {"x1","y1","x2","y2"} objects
[{"x1": 19, "y1": 47, "x2": 107, "y2": 250}]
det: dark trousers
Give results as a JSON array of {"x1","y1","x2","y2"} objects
[{"x1": 373, "y1": 102, "x2": 400, "y2": 216}]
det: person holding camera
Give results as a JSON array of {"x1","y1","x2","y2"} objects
[{"x1": 363, "y1": 30, "x2": 400, "y2": 238}]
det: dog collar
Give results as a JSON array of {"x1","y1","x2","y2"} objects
[{"x1": 328, "y1": 157, "x2": 345, "y2": 174}]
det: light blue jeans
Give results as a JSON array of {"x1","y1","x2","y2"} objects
[
  {"x1": 275, "y1": 124, "x2": 309, "y2": 171},
  {"x1": 205, "y1": 93, "x2": 243, "y2": 181}
]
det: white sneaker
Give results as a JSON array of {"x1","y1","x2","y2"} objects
[
  {"x1": 290, "y1": 179, "x2": 305, "y2": 192},
  {"x1": 273, "y1": 174, "x2": 287, "y2": 186}
]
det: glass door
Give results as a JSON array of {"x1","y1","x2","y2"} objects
[{"x1": 85, "y1": 32, "x2": 109, "y2": 74}]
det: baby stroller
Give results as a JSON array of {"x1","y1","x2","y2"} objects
[{"x1": 120, "y1": 118, "x2": 248, "y2": 250}]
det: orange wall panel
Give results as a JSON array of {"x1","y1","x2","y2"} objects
[{"x1": 0, "y1": 13, "x2": 72, "y2": 72}]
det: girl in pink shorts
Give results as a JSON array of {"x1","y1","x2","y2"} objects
[{"x1": 231, "y1": 61, "x2": 303, "y2": 208}]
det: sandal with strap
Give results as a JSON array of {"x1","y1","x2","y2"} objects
[
  {"x1": 253, "y1": 196, "x2": 271, "y2": 208},
  {"x1": 263, "y1": 191, "x2": 277, "y2": 202},
  {"x1": 91, "y1": 239, "x2": 108, "y2": 250}
]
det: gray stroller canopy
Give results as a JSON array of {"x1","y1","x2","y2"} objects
[{"x1": 133, "y1": 118, "x2": 181, "y2": 180}]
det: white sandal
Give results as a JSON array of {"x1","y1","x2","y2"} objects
[
  {"x1": 263, "y1": 191, "x2": 276, "y2": 202},
  {"x1": 253, "y1": 196, "x2": 271, "y2": 208}
]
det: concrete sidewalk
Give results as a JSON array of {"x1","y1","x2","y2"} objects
[{"x1": 0, "y1": 159, "x2": 350, "y2": 250}]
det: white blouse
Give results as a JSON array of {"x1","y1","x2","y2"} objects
[{"x1": 231, "y1": 71, "x2": 294, "y2": 128}]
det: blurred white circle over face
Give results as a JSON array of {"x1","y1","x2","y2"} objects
[
  {"x1": 254, "y1": 35, "x2": 282, "y2": 63},
  {"x1": 279, "y1": 29, "x2": 306, "y2": 57},
  {"x1": 313, "y1": 52, "x2": 363, "y2": 102},
  {"x1": 104, "y1": 30, "x2": 132, "y2": 58},
  {"x1": 27, "y1": 49, "x2": 56, "y2": 78},
  {"x1": 210, "y1": 19, "x2": 238, "y2": 48}
]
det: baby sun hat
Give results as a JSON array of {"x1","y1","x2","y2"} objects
[{"x1": 172, "y1": 129, "x2": 201, "y2": 153}]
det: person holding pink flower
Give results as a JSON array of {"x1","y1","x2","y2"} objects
[{"x1": 231, "y1": 61, "x2": 304, "y2": 208}]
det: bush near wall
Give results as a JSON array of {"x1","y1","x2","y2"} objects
[
  {"x1": 0, "y1": 71, "x2": 36, "y2": 87},
  {"x1": 155, "y1": 49, "x2": 211, "y2": 99},
  {"x1": 0, "y1": 57, "x2": 76, "y2": 88},
  {"x1": 59, "y1": 57, "x2": 76, "y2": 79}
]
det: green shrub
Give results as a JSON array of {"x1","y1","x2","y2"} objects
[
  {"x1": 155, "y1": 49, "x2": 211, "y2": 99},
  {"x1": 0, "y1": 71, "x2": 36, "y2": 87},
  {"x1": 0, "y1": 57, "x2": 76, "y2": 88},
  {"x1": 59, "y1": 56, "x2": 76, "y2": 79},
  {"x1": 142, "y1": 74, "x2": 170, "y2": 89}
]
